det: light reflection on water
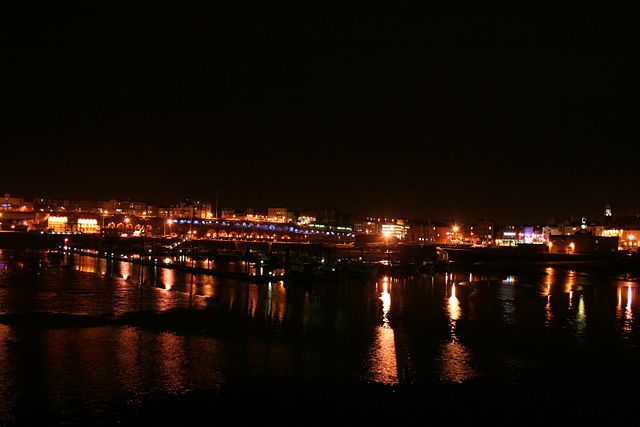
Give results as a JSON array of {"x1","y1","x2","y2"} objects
[
  {"x1": 620, "y1": 284, "x2": 636, "y2": 335},
  {"x1": 40, "y1": 325, "x2": 226, "y2": 418},
  {"x1": 438, "y1": 283, "x2": 475, "y2": 383},
  {"x1": 368, "y1": 277, "x2": 398, "y2": 385},
  {"x1": 2, "y1": 250, "x2": 640, "y2": 421}
]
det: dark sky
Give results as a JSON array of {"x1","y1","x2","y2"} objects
[{"x1": 3, "y1": 10, "x2": 639, "y2": 223}]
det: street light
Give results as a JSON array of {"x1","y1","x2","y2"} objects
[
  {"x1": 451, "y1": 225, "x2": 460, "y2": 244},
  {"x1": 383, "y1": 231, "x2": 392, "y2": 263},
  {"x1": 101, "y1": 210, "x2": 108, "y2": 229}
]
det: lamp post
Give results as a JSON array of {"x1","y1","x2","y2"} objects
[
  {"x1": 383, "y1": 231, "x2": 392, "y2": 264},
  {"x1": 101, "y1": 210, "x2": 108, "y2": 230},
  {"x1": 451, "y1": 225, "x2": 459, "y2": 244},
  {"x1": 166, "y1": 219, "x2": 173, "y2": 237}
]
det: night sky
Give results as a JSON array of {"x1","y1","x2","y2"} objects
[{"x1": 4, "y1": 10, "x2": 639, "y2": 223}]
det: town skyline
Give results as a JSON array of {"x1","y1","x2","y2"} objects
[{"x1": 0, "y1": 190, "x2": 629, "y2": 226}]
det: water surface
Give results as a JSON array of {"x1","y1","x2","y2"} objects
[{"x1": 1, "y1": 250, "x2": 638, "y2": 424}]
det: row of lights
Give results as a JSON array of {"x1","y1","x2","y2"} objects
[{"x1": 166, "y1": 219, "x2": 354, "y2": 238}]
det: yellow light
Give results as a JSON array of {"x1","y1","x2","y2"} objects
[
  {"x1": 452, "y1": 226, "x2": 459, "y2": 232},
  {"x1": 124, "y1": 218, "x2": 130, "y2": 223},
  {"x1": 167, "y1": 219, "x2": 173, "y2": 224},
  {"x1": 383, "y1": 231, "x2": 392, "y2": 238}
]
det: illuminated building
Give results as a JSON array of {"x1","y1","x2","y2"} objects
[
  {"x1": 159, "y1": 201, "x2": 212, "y2": 219},
  {"x1": 47, "y1": 216, "x2": 68, "y2": 232},
  {"x1": 475, "y1": 218, "x2": 495, "y2": 245},
  {"x1": 600, "y1": 228, "x2": 640, "y2": 251},
  {"x1": 220, "y1": 208, "x2": 268, "y2": 221},
  {"x1": 0, "y1": 193, "x2": 33, "y2": 212},
  {"x1": 76, "y1": 218, "x2": 99, "y2": 234},
  {"x1": 494, "y1": 225, "x2": 545, "y2": 246},
  {"x1": 267, "y1": 207, "x2": 292, "y2": 223},
  {"x1": 220, "y1": 208, "x2": 237, "y2": 219},
  {"x1": 381, "y1": 221, "x2": 409, "y2": 239},
  {"x1": 406, "y1": 220, "x2": 450, "y2": 244},
  {"x1": 354, "y1": 217, "x2": 407, "y2": 238},
  {"x1": 549, "y1": 230, "x2": 618, "y2": 254},
  {"x1": 296, "y1": 215, "x2": 316, "y2": 226},
  {"x1": 354, "y1": 219, "x2": 382, "y2": 235}
]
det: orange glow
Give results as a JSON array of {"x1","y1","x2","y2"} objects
[
  {"x1": 368, "y1": 277, "x2": 398, "y2": 385},
  {"x1": 438, "y1": 341, "x2": 475, "y2": 383},
  {"x1": 448, "y1": 284, "x2": 460, "y2": 321}
]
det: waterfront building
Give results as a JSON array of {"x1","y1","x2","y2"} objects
[
  {"x1": 382, "y1": 221, "x2": 408, "y2": 239},
  {"x1": 549, "y1": 229, "x2": 618, "y2": 254},
  {"x1": 300, "y1": 207, "x2": 353, "y2": 230},
  {"x1": 406, "y1": 220, "x2": 451, "y2": 244},
  {"x1": 267, "y1": 207, "x2": 294, "y2": 223},
  {"x1": 0, "y1": 194, "x2": 33, "y2": 212},
  {"x1": 599, "y1": 227, "x2": 640, "y2": 251},
  {"x1": 354, "y1": 218, "x2": 382, "y2": 235},
  {"x1": 475, "y1": 218, "x2": 495, "y2": 245},
  {"x1": 219, "y1": 208, "x2": 268, "y2": 221},
  {"x1": 159, "y1": 201, "x2": 212, "y2": 219},
  {"x1": 47, "y1": 216, "x2": 68, "y2": 232},
  {"x1": 296, "y1": 215, "x2": 316, "y2": 226},
  {"x1": 75, "y1": 218, "x2": 100, "y2": 234}
]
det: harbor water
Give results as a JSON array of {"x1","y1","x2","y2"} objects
[{"x1": 1, "y1": 249, "x2": 639, "y2": 424}]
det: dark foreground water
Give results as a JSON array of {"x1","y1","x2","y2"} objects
[{"x1": 1, "y1": 249, "x2": 639, "y2": 424}]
